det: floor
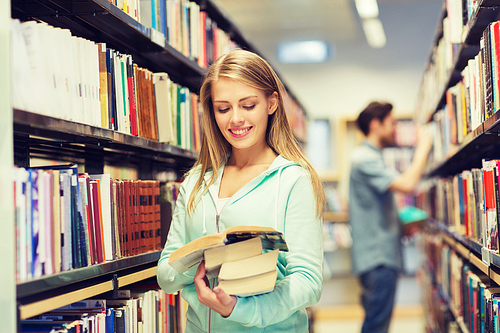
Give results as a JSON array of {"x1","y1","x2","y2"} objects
[
  {"x1": 312, "y1": 304, "x2": 426, "y2": 333},
  {"x1": 312, "y1": 275, "x2": 426, "y2": 333}
]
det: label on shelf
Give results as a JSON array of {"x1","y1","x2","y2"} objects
[
  {"x1": 150, "y1": 29, "x2": 166, "y2": 47},
  {"x1": 482, "y1": 246, "x2": 492, "y2": 266}
]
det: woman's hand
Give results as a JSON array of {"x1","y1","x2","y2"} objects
[{"x1": 194, "y1": 261, "x2": 237, "y2": 317}]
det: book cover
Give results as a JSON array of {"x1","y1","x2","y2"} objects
[
  {"x1": 90, "y1": 180, "x2": 104, "y2": 263},
  {"x1": 127, "y1": 55, "x2": 138, "y2": 136},
  {"x1": 153, "y1": 73, "x2": 174, "y2": 143},
  {"x1": 89, "y1": 174, "x2": 113, "y2": 261},
  {"x1": 169, "y1": 226, "x2": 287, "y2": 274},
  {"x1": 97, "y1": 42, "x2": 108, "y2": 129}
]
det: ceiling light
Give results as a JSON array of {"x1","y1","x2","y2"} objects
[
  {"x1": 277, "y1": 40, "x2": 329, "y2": 64},
  {"x1": 362, "y1": 18, "x2": 386, "y2": 49},
  {"x1": 355, "y1": 0, "x2": 379, "y2": 19}
]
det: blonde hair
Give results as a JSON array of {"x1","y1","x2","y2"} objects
[{"x1": 186, "y1": 49, "x2": 325, "y2": 217}]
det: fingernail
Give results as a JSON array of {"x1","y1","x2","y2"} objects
[{"x1": 214, "y1": 287, "x2": 220, "y2": 294}]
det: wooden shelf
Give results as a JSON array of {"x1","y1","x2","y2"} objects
[
  {"x1": 19, "y1": 281, "x2": 114, "y2": 320},
  {"x1": 17, "y1": 260, "x2": 159, "y2": 320},
  {"x1": 433, "y1": 222, "x2": 499, "y2": 287}
]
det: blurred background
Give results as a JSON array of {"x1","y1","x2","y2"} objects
[{"x1": 214, "y1": 0, "x2": 444, "y2": 331}]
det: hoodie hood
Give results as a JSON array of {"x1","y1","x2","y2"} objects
[{"x1": 200, "y1": 155, "x2": 301, "y2": 234}]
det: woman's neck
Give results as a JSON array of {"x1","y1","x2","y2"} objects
[{"x1": 228, "y1": 145, "x2": 277, "y2": 169}]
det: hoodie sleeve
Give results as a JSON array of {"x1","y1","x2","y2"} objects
[
  {"x1": 225, "y1": 171, "x2": 323, "y2": 327},
  {"x1": 156, "y1": 181, "x2": 198, "y2": 294}
]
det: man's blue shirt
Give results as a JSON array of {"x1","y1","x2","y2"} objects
[{"x1": 349, "y1": 140, "x2": 403, "y2": 275}]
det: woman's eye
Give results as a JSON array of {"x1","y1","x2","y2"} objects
[
  {"x1": 218, "y1": 108, "x2": 230, "y2": 113},
  {"x1": 243, "y1": 105, "x2": 255, "y2": 110}
]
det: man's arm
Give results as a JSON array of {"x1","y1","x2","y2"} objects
[{"x1": 389, "y1": 127, "x2": 433, "y2": 194}]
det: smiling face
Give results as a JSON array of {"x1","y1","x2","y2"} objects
[{"x1": 211, "y1": 77, "x2": 278, "y2": 153}]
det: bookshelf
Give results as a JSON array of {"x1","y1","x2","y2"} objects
[
  {"x1": 1, "y1": 0, "x2": 16, "y2": 328},
  {"x1": 417, "y1": 0, "x2": 500, "y2": 331},
  {"x1": 7, "y1": 0, "x2": 310, "y2": 331}
]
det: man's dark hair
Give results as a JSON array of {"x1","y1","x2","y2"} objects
[{"x1": 356, "y1": 101, "x2": 393, "y2": 136}]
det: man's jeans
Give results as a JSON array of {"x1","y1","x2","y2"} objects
[{"x1": 359, "y1": 265, "x2": 399, "y2": 333}]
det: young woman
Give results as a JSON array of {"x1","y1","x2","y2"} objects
[{"x1": 157, "y1": 49, "x2": 324, "y2": 333}]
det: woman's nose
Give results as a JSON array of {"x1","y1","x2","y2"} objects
[{"x1": 231, "y1": 109, "x2": 245, "y2": 124}]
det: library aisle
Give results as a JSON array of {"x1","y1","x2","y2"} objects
[{"x1": 312, "y1": 276, "x2": 425, "y2": 332}]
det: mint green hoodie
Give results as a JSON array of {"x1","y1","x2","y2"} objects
[{"x1": 157, "y1": 155, "x2": 323, "y2": 332}]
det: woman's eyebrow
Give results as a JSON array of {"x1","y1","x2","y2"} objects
[{"x1": 213, "y1": 96, "x2": 258, "y2": 103}]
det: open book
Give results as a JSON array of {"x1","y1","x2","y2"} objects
[{"x1": 168, "y1": 225, "x2": 288, "y2": 274}]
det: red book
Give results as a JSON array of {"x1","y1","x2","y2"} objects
[
  {"x1": 127, "y1": 56, "x2": 138, "y2": 136},
  {"x1": 90, "y1": 180, "x2": 104, "y2": 263},
  {"x1": 463, "y1": 174, "x2": 469, "y2": 237},
  {"x1": 147, "y1": 180, "x2": 154, "y2": 252},
  {"x1": 154, "y1": 181, "x2": 161, "y2": 251},
  {"x1": 80, "y1": 174, "x2": 96, "y2": 265},
  {"x1": 123, "y1": 180, "x2": 132, "y2": 257},
  {"x1": 139, "y1": 180, "x2": 148, "y2": 254}
]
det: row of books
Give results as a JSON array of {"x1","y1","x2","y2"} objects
[
  {"x1": 11, "y1": 19, "x2": 203, "y2": 151},
  {"x1": 415, "y1": 159, "x2": 500, "y2": 252},
  {"x1": 13, "y1": 163, "x2": 183, "y2": 282},
  {"x1": 111, "y1": 0, "x2": 237, "y2": 68},
  {"x1": 423, "y1": 233, "x2": 500, "y2": 333},
  {"x1": 322, "y1": 223, "x2": 352, "y2": 252},
  {"x1": 21, "y1": 289, "x2": 186, "y2": 333},
  {"x1": 417, "y1": 0, "x2": 482, "y2": 121},
  {"x1": 426, "y1": 20, "x2": 500, "y2": 168},
  {"x1": 393, "y1": 119, "x2": 417, "y2": 147}
]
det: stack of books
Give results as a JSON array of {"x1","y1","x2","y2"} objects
[{"x1": 168, "y1": 226, "x2": 288, "y2": 296}]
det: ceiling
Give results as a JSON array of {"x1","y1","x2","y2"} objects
[{"x1": 214, "y1": 0, "x2": 444, "y2": 119}]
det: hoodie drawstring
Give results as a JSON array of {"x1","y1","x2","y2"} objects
[
  {"x1": 202, "y1": 195, "x2": 207, "y2": 234},
  {"x1": 274, "y1": 167, "x2": 283, "y2": 230}
]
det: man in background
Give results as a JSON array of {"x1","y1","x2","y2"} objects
[{"x1": 349, "y1": 101, "x2": 432, "y2": 333}]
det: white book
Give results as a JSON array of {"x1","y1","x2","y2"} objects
[
  {"x1": 447, "y1": 0, "x2": 463, "y2": 44},
  {"x1": 56, "y1": 27, "x2": 76, "y2": 121},
  {"x1": 38, "y1": 23, "x2": 63, "y2": 117},
  {"x1": 121, "y1": 54, "x2": 131, "y2": 134},
  {"x1": 37, "y1": 170, "x2": 46, "y2": 278},
  {"x1": 10, "y1": 19, "x2": 37, "y2": 113},
  {"x1": 153, "y1": 73, "x2": 174, "y2": 143},
  {"x1": 189, "y1": 2, "x2": 199, "y2": 60},
  {"x1": 79, "y1": 37, "x2": 91, "y2": 124},
  {"x1": 60, "y1": 172, "x2": 72, "y2": 271},
  {"x1": 180, "y1": 87, "x2": 186, "y2": 149},
  {"x1": 89, "y1": 174, "x2": 113, "y2": 261},
  {"x1": 52, "y1": 170, "x2": 61, "y2": 274},
  {"x1": 171, "y1": 82, "x2": 178, "y2": 145},
  {"x1": 71, "y1": 37, "x2": 84, "y2": 123},
  {"x1": 139, "y1": 0, "x2": 152, "y2": 28},
  {"x1": 14, "y1": 168, "x2": 29, "y2": 281},
  {"x1": 19, "y1": 21, "x2": 49, "y2": 115},
  {"x1": 84, "y1": 39, "x2": 94, "y2": 125},
  {"x1": 114, "y1": 52, "x2": 125, "y2": 133}
]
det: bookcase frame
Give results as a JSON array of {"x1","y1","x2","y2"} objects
[
  {"x1": 420, "y1": 1, "x2": 500, "y2": 332},
  {"x1": 8, "y1": 0, "x2": 308, "y2": 330},
  {"x1": 1, "y1": 0, "x2": 16, "y2": 329}
]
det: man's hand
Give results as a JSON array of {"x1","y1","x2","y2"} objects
[
  {"x1": 194, "y1": 261, "x2": 237, "y2": 317},
  {"x1": 415, "y1": 126, "x2": 433, "y2": 154}
]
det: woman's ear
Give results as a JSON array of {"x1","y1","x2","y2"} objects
[{"x1": 268, "y1": 92, "x2": 279, "y2": 115}]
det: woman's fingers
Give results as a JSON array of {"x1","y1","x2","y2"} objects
[{"x1": 193, "y1": 261, "x2": 237, "y2": 317}]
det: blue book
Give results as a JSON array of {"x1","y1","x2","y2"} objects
[
  {"x1": 106, "y1": 308, "x2": 115, "y2": 333},
  {"x1": 106, "y1": 49, "x2": 117, "y2": 131},
  {"x1": 159, "y1": 0, "x2": 166, "y2": 36},
  {"x1": 494, "y1": 298, "x2": 499, "y2": 333},
  {"x1": 150, "y1": 0, "x2": 157, "y2": 30}
]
